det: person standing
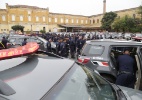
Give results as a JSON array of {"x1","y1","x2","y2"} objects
[
  {"x1": 46, "y1": 38, "x2": 52, "y2": 52},
  {"x1": 56, "y1": 38, "x2": 62, "y2": 55},
  {"x1": 22, "y1": 38, "x2": 27, "y2": 46},
  {"x1": 115, "y1": 49, "x2": 135, "y2": 88},
  {"x1": 69, "y1": 36, "x2": 76, "y2": 58},
  {"x1": 2, "y1": 37, "x2": 8, "y2": 49},
  {"x1": 76, "y1": 36, "x2": 83, "y2": 57},
  {"x1": 60, "y1": 39, "x2": 68, "y2": 57}
]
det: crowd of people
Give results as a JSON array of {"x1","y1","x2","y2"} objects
[{"x1": 42, "y1": 33, "x2": 89, "y2": 58}]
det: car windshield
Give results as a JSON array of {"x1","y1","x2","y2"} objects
[
  {"x1": 45, "y1": 64, "x2": 117, "y2": 100},
  {"x1": 38, "y1": 37, "x2": 47, "y2": 43}
]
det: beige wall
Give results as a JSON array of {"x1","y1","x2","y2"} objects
[{"x1": 0, "y1": 4, "x2": 141, "y2": 33}]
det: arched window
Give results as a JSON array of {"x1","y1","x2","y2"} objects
[
  {"x1": 61, "y1": 18, "x2": 63, "y2": 23},
  {"x1": 71, "y1": 19, "x2": 74, "y2": 23},
  {"x1": 97, "y1": 19, "x2": 99, "y2": 23},
  {"x1": 93, "y1": 19, "x2": 95, "y2": 23},
  {"x1": 55, "y1": 18, "x2": 57, "y2": 23},
  {"x1": 36, "y1": 16, "x2": 39, "y2": 22},
  {"x1": 43, "y1": 16, "x2": 45, "y2": 22},
  {"x1": 12, "y1": 15, "x2": 15, "y2": 21},
  {"x1": 20, "y1": 15, "x2": 23, "y2": 21},
  {"x1": 2, "y1": 15, "x2": 6, "y2": 21},
  {"x1": 66, "y1": 19, "x2": 68, "y2": 23}
]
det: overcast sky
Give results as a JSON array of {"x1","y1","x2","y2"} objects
[{"x1": 0, "y1": 0, "x2": 141, "y2": 16}]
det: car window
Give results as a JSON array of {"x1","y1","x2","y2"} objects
[
  {"x1": 17, "y1": 38, "x2": 23, "y2": 43},
  {"x1": 9, "y1": 38, "x2": 16, "y2": 43},
  {"x1": 44, "y1": 64, "x2": 117, "y2": 100},
  {"x1": 81, "y1": 44, "x2": 104, "y2": 56}
]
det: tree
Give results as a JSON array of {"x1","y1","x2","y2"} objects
[
  {"x1": 40, "y1": 30, "x2": 46, "y2": 34},
  {"x1": 112, "y1": 15, "x2": 139, "y2": 33},
  {"x1": 11, "y1": 25, "x2": 24, "y2": 32},
  {"x1": 101, "y1": 12, "x2": 117, "y2": 31},
  {"x1": 138, "y1": 5, "x2": 142, "y2": 22}
]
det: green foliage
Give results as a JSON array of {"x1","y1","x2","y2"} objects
[
  {"x1": 101, "y1": 12, "x2": 117, "y2": 31},
  {"x1": 112, "y1": 15, "x2": 141, "y2": 33},
  {"x1": 138, "y1": 6, "x2": 142, "y2": 20},
  {"x1": 40, "y1": 30, "x2": 46, "y2": 34},
  {"x1": 11, "y1": 25, "x2": 25, "y2": 32}
]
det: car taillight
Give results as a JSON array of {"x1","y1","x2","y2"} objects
[
  {"x1": 101, "y1": 62, "x2": 108, "y2": 67},
  {"x1": 78, "y1": 58, "x2": 90, "y2": 64}
]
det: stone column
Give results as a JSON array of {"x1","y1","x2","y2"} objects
[{"x1": 103, "y1": 0, "x2": 106, "y2": 14}]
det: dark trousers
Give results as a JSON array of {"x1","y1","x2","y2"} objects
[{"x1": 115, "y1": 73, "x2": 135, "y2": 88}]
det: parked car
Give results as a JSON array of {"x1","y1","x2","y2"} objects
[
  {"x1": 77, "y1": 39, "x2": 142, "y2": 90},
  {"x1": 124, "y1": 33, "x2": 132, "y2": 40},
  {"x1": 8, "y1": 36, "x2": 56, "y2": 52},
  {"x1": 0, "y1": 44, "x2": 142, "y2": 100}
]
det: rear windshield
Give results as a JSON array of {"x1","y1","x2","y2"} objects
[{"x1": 81, "y1": 44, "x2": 104, "y2": 56}]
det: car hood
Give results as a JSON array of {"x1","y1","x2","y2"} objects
[
  {"x1": 0, "y1": 55, "x2": 74, "y2": 100},
  {"x1": 118, "y1": 86, "x2": 142, "y2": 100}
]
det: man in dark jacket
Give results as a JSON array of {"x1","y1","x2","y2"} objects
[
  {"x1": 2, "y1": 37, "x2": 8, "y2": 49},
  {"x1": 115, "y1": 49, "x2": 135, "y2": 88},
  {"x1": 69, "y1": 37, "x2": 76, "y2": 58},
  {"x1": 46, "y1": 38, "x2": 52, "y2": 52},
  {"x1": 60, "y1": 39, "x2": 68, "y2": 57},
  {"x1": 22, "y1": 38, "x2": 27, "y2": 46}
]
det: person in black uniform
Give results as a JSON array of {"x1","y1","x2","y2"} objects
[
  {"x1": 60, "y1": 39, "x2": 68, "y2": 57},
  {"x1": 76, "y1": 36, "x2": 83, "y2": 57},
  {"x1": 2, "y1": 37, "x2": 8, "y2": 49},
  {"x1": 56, "y1": 38, "x2": 62, "y2": 55},
  {"x1": 69, "y1": 36, "x2": 76, "y2": 58},
  {"x1": 115, "y1": 49, "x2": 135, "y2": 88},
  {"x1": 46, "y1": 38, "x2": 52, "y2": 52},
  {"x1": 22, "y1": 38, "x2": 27, "y2": 46}
]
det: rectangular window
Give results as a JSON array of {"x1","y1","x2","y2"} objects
[
  {"x1": 49, "y1": 18, "x2": 51, "y2": 22},
  {"x1": 61, "y1": 18, "x2": 63, "y2": 23},
  {"x1": 71, "y1": 19, "x2": 74, "y2": 23},
  {"x1": 12, "y1": 15, "x2": 15, "y2": 21},
  {"x1": 81, "y1": 20, "x2": 83, "y2": 24},
  {"x1": 55, "y1": 18, "x2": 57, "y2": 23},
  {"x1": 28, "y1": 16, "x2": 31, "y2": 21},
  {"x1": 36, "y1": 16, "x2": 39, "y2": 22},
  {"x1": 97, "y1": 19, "x2": 99, "y2": 23},
  {"x1": 76, "y1": 19, "x2": 78, "y2": 23},
  {"x1": 43, "y1": 16, "x2": 45, "y2": 22},
  {"x1": 82, "y1": 45, "x2": 104, "y2": 56},
  {"x1": 2, "y1": 15, "x2": 6, "y2": 21},
  {"x1": 28, "y1": 11, "x2": 31, "y2": 14},
  {"x1": 86, "y1": 20, "x2": 88, "y2": 24},
  {"x1": 20, "y1": 15, "x2": 23, "y2": 21},
  {"x1": 66, "y1": 19, "x2": 68, "y2": 23}
]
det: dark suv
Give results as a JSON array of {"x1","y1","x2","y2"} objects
[{"x1": 77, "y1": 39, "x2": 142, "y2": 90}]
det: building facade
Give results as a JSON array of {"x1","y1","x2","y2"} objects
[{"x1": 0, "y1": 3, "x2": 140, "y2": 33}]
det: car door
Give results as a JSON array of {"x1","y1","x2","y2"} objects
[{"x1": 136, "y1": 47, "x2": 142, "y2": 90}]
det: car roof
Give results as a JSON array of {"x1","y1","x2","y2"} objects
[
  {"x1": 86, "y1": 39, "x2": 142, "y2": 45},
  {"x1": 0, "y1": 55, "x2": 74, "y2": 100}
]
